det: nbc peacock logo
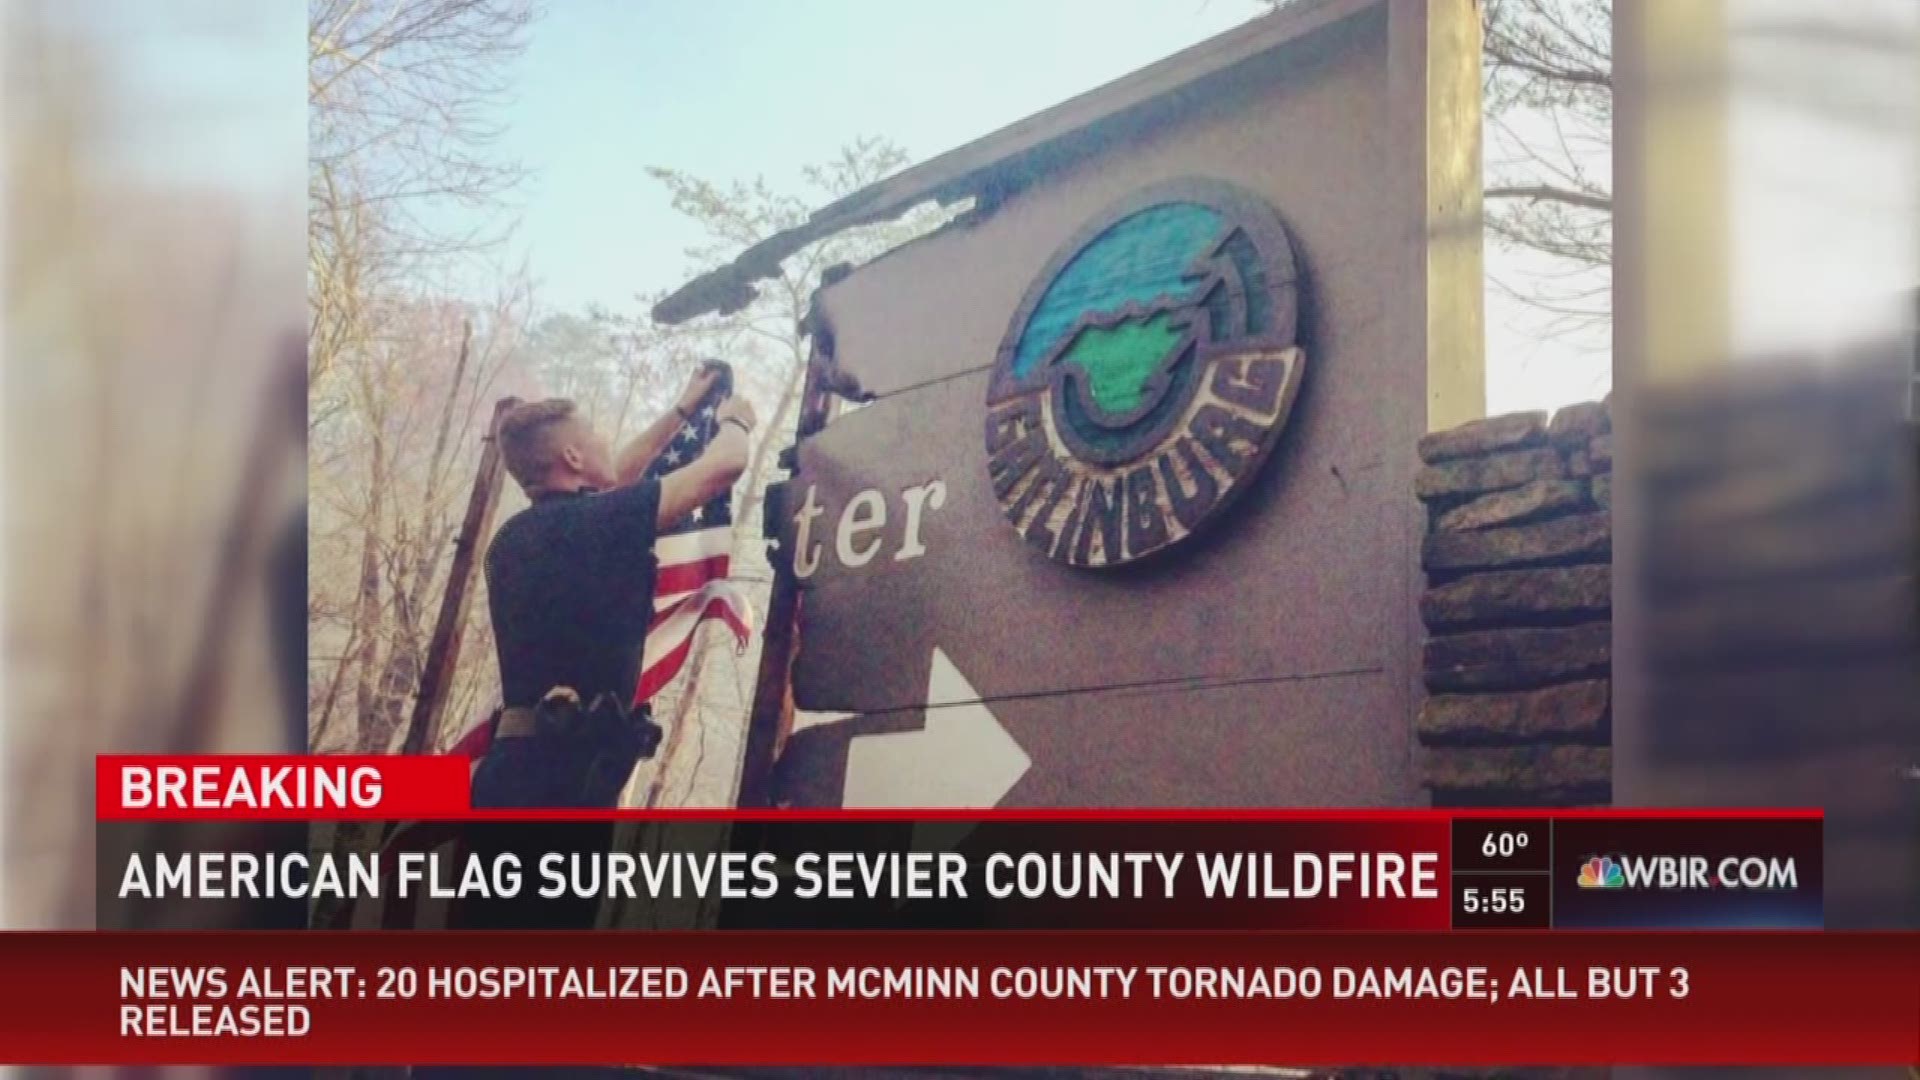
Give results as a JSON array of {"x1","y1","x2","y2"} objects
[
  {"x1": 1578, "y1": 855, "x2": 1626, "y2": 889},
  {"x1": 983, "y1": 178, "x2": 1306, "y2": 568}
]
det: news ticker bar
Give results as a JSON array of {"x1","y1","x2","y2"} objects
[{"x1": 3, "y1": 931, "x2": 1915, "y2": 1066}]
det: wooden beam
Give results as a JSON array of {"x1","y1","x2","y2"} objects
[
  {"x1": 735, "y1": 346, "x2": 835, "y2": 807},
  {"x1": 1389, "y1": 0, "x2": 1486, "y2": 433},
  {"x1": 399, "y1": 396, "x2": 519, "y2": 756},
  {"x1": 1616, "y1": 0, "x2": 1729, "y2": 385}
]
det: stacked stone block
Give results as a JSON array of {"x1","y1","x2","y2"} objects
[{"x1": 1414, "y1": 401, "x2": 1613, "y2": 807}]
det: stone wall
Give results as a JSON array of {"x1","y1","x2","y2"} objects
[{"x1": 1414, "y1": 401, "x2": 1613, "y2": 807}]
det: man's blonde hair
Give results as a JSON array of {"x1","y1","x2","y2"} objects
[{"x1": 498, "y1": 398, "x2": 580, "y2": 492}]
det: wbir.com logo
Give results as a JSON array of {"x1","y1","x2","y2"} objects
[
  {"x1": 1577, "y1": 856, "x2": 1625, "y2": 889},
  {"x1": 1574, "y1": 852, "x2": 1800, "y2": 891}
]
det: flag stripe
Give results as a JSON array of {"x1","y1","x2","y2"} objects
[
  {"x1": 449, "y1": 717, "x2": 494, "y2": 760},
  {"x1": 653, "y1": 553, "x2": 731, "y2": 607},
  {"x1": 649, "y1": 571, "x2": 743, "y2": 633},
  {"x1": 633, "y1": 630, "x2": 697, "y2": 705},
  {"x1": 654, "y1": 527, "x2": 733, "y2": 565},
  {"x1": 633, "y1": 599, "x2": 751, "y2": 703},
  {"x1": 634, "y1": 581, "x2": 754, "y2": 703},
  {"x1": 643, "y1": 581, "x2": 753, "y2": 666}
]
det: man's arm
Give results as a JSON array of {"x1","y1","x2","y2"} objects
[
  {"x1": 614, "y1": 364, "x2": 723, "y2": 487},
  {"x1": 655, "y1": 396, "x2": 756, "y2": 527}
]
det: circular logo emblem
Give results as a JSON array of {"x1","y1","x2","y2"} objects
[{"x1": 985, "y1": 178, "x2": 1306, "y2": 568}]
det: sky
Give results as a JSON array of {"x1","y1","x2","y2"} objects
[{"x1": 493, "y1": 0, "x2": 1268, "y2": 315}]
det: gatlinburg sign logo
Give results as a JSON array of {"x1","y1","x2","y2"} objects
[{"x1": 984, "y1": 178, "x2": 1305, "y2": 568}]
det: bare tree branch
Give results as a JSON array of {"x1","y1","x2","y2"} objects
[{"x1": 1486, "y1": 184, "x2": 1612, "y2": 212}]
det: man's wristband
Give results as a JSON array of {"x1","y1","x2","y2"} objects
[{"x1": 723, "y1": 416, "x2": 753, "y2": 436}]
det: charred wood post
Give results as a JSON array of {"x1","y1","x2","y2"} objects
[{"x1": 398, "y1": 395, "x2": 519, "y2": 757}]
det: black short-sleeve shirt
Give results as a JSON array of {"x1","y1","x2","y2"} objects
[{"x1": 485, "y1": 482, "x2": 661, "y2": 708}]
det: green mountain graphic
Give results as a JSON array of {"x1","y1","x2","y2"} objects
[{"x1": 1058, "y1": 309, "x2": 1182, "y2": 416}]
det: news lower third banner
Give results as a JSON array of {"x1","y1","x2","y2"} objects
[{"x1": 33, "y1": 755, "x2": 1918, "y2": 1066}]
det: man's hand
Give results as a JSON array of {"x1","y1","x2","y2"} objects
[
  {"x1": 716, "y1": 395, "x2": 757, "y2": 435},
  {"x1": 657, "y1": 396, "x2": 754, "y2": 527},
  {"x1": 676, "y1": 362, "x2": 726, "y2": 417},
  {"x1": 614, "y1": 361, "x2": 728, "y2": 487}
]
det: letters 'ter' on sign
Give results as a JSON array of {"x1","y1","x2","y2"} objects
[{"x1": 984, "y1": 179, "x2": 1306, "y2": 568}]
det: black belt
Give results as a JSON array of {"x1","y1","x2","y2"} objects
[
  {"x1": 472, "y1": 689, "x2": 664, "y2": 810},
  {"x1": 495, "y1": 705, "x2": 543, "y2": 739}
]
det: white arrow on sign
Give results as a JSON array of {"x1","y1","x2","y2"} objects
[{"x1": 841, "y1": 647, "x2": 1031, "y2": 809}]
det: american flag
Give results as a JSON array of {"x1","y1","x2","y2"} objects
[
  {"x1": 631, "y1": 386, "x2": 755, "y2": 703},
  {"x1": 445, "y1": 384, "x2": 754, "y2": 761}
]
